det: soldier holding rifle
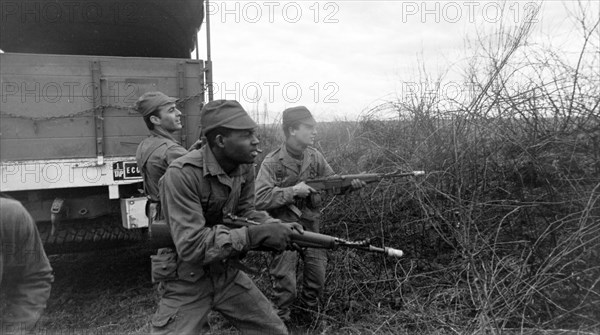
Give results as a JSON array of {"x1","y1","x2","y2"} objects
[
  {"x1": 150, "y1": 100, "x2": 303, "y2": 335},
  {"x1": 255, "y1": 106, "x2": 365, "y2": 322}
]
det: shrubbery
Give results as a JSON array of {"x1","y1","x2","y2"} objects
[{"x1": 252, "y1": 4, "x2": 599, "y2": 333}]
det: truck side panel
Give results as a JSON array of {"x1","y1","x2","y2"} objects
[{"x1": 1, "y1": 53, "x2": 204, "y2": 161}]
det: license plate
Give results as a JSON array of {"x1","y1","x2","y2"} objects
[{"x1": 113, "y1": 161, "x2": 141, "y2": 180}]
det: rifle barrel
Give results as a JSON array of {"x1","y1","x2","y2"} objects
[{"x1": 367, "y1": 245, "x2": 404, "y2": 258}]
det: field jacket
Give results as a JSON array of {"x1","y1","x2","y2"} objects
[
  {"x1": 255, "y1": 144, "x2": 334, "y2": 232},
  {"x1": 160, "y1": 145, "x2": 274, "y2": 282},
  {"x1": 1, "y1": 198, "x2": 54, "y2": 330},
  {"x1": 135, "y1": 127, "x2": 188, "y2": 202}
]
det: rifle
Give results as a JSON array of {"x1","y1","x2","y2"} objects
[
  {"x1": 305, "y1": 170, "x2": 425, "y2": 194},
  {"x1": 149, "y1": 213, "x2": 404, "y2": 258}
]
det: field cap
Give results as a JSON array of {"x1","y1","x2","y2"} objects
[
  {"x1": 135, "y1": 91, "x2": 177, "y2": 117},
  {"x1": 200, "y1": 100, "x2": 257, "y2": 134},
  {"x1": 282, "y1": 106, "x2": 317, "y2": 126}
]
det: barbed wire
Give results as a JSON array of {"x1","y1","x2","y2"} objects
[{"x1": 0, "y1": 92, "x2": 204, "y2": 122}]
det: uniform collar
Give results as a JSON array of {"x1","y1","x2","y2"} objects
[
  {"x1": 276, "y1": 143, "x2": 314, "y2": 175},
  {"x1": 202, "y1": 145, "x2": 244, "y2": 178},
  {"x1": 150, "y1": 127, "x2": 178, "y2": 143}
]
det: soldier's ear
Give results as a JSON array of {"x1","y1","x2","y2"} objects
[
  {"x1": 149, "y1": 114, "x2": 161, "y2": 126},
  {"x1": 214, "y1": 134, "x2": 226, "y2": 148}
]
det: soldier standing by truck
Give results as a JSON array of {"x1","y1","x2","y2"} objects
[
  {"x1": 255, "y1": 106, "x2": 365, "y2": 322},
  {"x1": 151, "y1": 99, "x2": 303, "y2": 335},
  {"x1": 134, "y1": 91, "x2": 201, "y2": 290},
  {"x1": 135, "y1": 91, "x2": 189, "y2": 223},
  {"x1": 0, "y1": 196, "x2": 53, "y2": 333}
]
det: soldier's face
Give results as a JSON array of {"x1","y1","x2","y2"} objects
[
  {"x1": 291, "y1": 123, "x2": 317, "y2": 146},
  {"x1": 154, "y1": 103, "x2": 182, "y2": 132},
  {"x1": 223, "y1": 128, "x2": 260, "y2": 164}
]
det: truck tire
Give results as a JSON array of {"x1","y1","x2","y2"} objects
[{"x1": 37, "y1": 216, "x2": 147, "y2": 254}]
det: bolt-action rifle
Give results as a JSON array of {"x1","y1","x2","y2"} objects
[
  {"x1": 286, "y1": 170, "x2": 424, "y2": 216},
  {"x1": 149, "y1": 213, "x2": 404, "y2": 258},
  {"x1": 306, "y1": 170, "x2": 425, "y2": 194}
]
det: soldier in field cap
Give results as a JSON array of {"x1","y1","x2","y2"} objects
[
  {"x1": 134, "y1": 91, "x2": 201, "y2": 300},
  {"x1": 135, "y1": 91, "x2": 186, "y2": 205},
  {"x1": 150, "y1": 99, "x2": 303, "y2": 335},
  {"x1": 281, "y1": 106, "x2": 317, "y2": 127},
  {"x1": 255, "y1": 106, "x2": 365, "y2": 323}
]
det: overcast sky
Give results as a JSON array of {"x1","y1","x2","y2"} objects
[{"x1": 196, "y1": 1, "x2": 598, "y2": 122}]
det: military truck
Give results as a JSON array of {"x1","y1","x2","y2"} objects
[{"x1": 0, "y1": 0, "x2": 209, "y2": 253}]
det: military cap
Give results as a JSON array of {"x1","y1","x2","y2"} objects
[
  {"x1": 200, "y1": 100, "x2": 257, "y2": 134},
  {"x1": 282, "y1": 106, "x2": 317, "y2": 126},
  {"x1": 134, "y1": 91, "x2": 177, "y2": 117}
]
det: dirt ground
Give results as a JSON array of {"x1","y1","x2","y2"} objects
[
  {"x1": 33, "y1": 247, "x2": 158, "y2": 335},
  {"x1": 25, "y1": 244, "x2": 600, "y2": 335},
  {"x1": 32, "y1": 246, "x2": 339, "y2": 335}
]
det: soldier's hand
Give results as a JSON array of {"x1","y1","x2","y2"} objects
[
  {"x1": 350, "y1": 179, "x2": 367, "y2": 190},
  {"x1": 292, "y1": 182, "x2": 316, "y2": 198},
  {"x1": 247, "y1": 222, "x2": 303, "y2": 251},
  {"x1": 188, "y1": 139, "x2": 203, "y2": 150},
  {"x1": 284, "y1": 221, "x2": 304, "y2": 235}
]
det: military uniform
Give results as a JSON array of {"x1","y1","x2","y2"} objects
[
  {"x1": 255, "y1": 143, "x2": 334, "y2": 319},
  {"x1": 134, "y1": 92, "x2": 192, "y2": 291},
  {"x1": 150, "y1": 100, "x2": 291, "y2": 335},
  {"x1": 1, "y1": 198, "x2": 53, "y2": 333},
  {"x1": 136, "y1": 127, "x2": 188, "y2": 203},
  {"x1": 136, "y1": 127, "x2": 189, "y2": 286}
]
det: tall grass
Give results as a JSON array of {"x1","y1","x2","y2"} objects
[{"x1": 252, "y1": 2, "x2": 599, "y2": 333}]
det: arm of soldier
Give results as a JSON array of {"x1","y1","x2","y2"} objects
[
  {"x1": 317, "y1": 150, "x2": 365, "y2": 191},
  {"x1": 236, "y1": 165, "x2": 278, "y2": 223},
  {"x1": 160, "y1": 166, "x2": 249, "y2": 266},
  {"x1": 235, "y1": 169, "x2": 304, "y2": 250},
  {"x1": 187, "y1": 138, "x2": 203, "y2": 151},
  {"x1": 164, "y1": 144, "x2": 190, "y2": 165},
  {"x1": 255, "y1": 160, "x2": 295, "y2": 210},
  {"x1": 2, "y1": 204, "x2": 53, "y2": 330},
  {"x1": 316, "y1": 150, "x2": 336, "y2": 178}
]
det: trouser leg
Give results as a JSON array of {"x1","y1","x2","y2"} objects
[
  {"x1": 299, "y1": 248, "x2": 327, "y2": 307},
  {"x1": 215, "y1": 270, "x2": 288, "y2": 335},
  {"x1": 268, "y1": 250, "x2": 298, "y2": 320},
  {"x1": 150, "y1": 279, "x2": 212, "y2": 335}
]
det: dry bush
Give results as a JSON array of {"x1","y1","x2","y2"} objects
[{"x1": 246, "y1": 2, "x2": 600, "y2": 334}]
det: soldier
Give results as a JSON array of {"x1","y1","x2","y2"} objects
[
  {"x1": 134, "y1": 91, "x2": 201, "y2": 290},
  {"x1": 1, "y1": 196, "x2": 54, "y2": 333},
  {"x1": 135, "y1": 91, "x2": 200, "y2": 223},
  {"x1": 150, "y1": 100, "x2": 303, "y2": 335},
  {"x1": 255, "y1": 106, "x2": 364, "y2": 322}
]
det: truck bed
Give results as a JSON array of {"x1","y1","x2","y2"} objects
[{"x1": 1, "y1": 52, "x2": 204, "y2": 161}]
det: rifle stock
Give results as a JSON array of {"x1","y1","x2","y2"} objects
[{"x1": 149, "y1": 214, "x2": 404, "y2": 258}]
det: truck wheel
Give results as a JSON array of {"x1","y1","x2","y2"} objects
[{"x1": 37, "y1": 216, "x2": 147, "y2": 254}]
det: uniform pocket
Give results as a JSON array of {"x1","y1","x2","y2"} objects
[
  {"x1": 233, "y1": 270, "x2": 254, "y2": 290},
  {"x1": 150, "y1": 249, "x2": 177, "y2": 283},
  {"x1": 151, "y1": 304, "x2": 179, "y2": 328}
]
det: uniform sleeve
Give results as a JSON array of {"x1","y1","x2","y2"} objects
[
  {"x1": 255, "y1": 159, "x2": 295, "y2": 210},
  {"x1": 1, "y1": 202, "x2": 53, "y2": 330},
  {"x1": 317, "y1": 151, "x2": 335, "y2": 177},
  {"x1": 165, "y1": 144, "x2": 190, "y2": 165},
  {"x1": 160, "y1": 166, "x2": 249, "y2": 265},
  {"x1": 235, "y1": 165, "x2": 278, "y2": 223}
]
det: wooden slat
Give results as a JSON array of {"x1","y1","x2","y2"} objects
[
  {"x1": 1, "y1": 53, "x2": 204, "y2": 161},
  {"x1": 0, "y1": 138, "x2": 95, "y2": 160}
]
